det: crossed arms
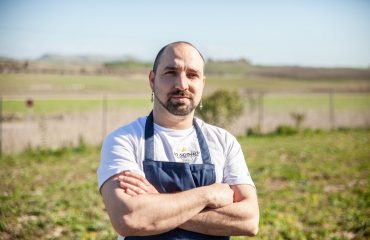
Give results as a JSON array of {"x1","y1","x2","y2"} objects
[{"x1": 100, "y1": 171, "x2": 259, "y2": 237}]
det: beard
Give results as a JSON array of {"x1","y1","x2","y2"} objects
[{"x1": 155, "y1": 90, "x2": 197, "y2": 116}]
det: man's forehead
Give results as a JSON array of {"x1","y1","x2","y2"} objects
[{"x1": 159, "y1": 44, "x2": 204, "y2": 70}]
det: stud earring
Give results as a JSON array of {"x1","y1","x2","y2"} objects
[
  {"x1": 199, "y1": 99, "x2": 203, "y2": 110},
  {"x1": 151, "y1": 92, "x2": 154, "y2": 103}
]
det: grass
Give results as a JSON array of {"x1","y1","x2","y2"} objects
[
  {"x1": 3, "y1": 93, "x2": 369, "y2": 116},
  {"x1": 261, "y1": 93, "x2": 370, "y2": 111},
  {"x1": 1, "y1": 72, "x2": 369, "y2": 96},
  {"x1": 204, "y1": 76, "x2": 370, "y2": 94},
  {"x1": 3, "y1": 97, "x2": 152, "y2": 115},
  {"x1": 0, "y1": 129, "x2": 369, "y2": 239},
  {"x1": 240, "y1": 129, "x2": 369, "y2": 239},
  {"x1": 0, "y1": 73, "x2": 150, "y2": 94}
]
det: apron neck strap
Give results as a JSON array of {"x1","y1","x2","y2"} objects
[{"x1": 144, "y1": 111, "x2": 212, "y2": 164}]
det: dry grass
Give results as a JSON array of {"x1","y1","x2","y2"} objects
[
  {"x1": 2, "y1": 106, "x2": 369, "y2": 154},
  {"x1": 2, "y1": 107, "x2": 150, "y2": 153}
]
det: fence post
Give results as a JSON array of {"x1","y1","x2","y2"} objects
[
  {"x1": 258, "y1": 91, "x2": 264, "y2": 132},
  {"x1": 102, "y1": 93, "x2": 108, "y2": 142},
  {"x1": 329, "y1": 90, "x2": 335, "y2": 129},
  {"x1": 0, "y1": 96, "x2": 2, "y2": 157}
]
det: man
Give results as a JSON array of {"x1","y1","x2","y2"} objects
[{"x1": 97, "y1": 41, "x2": 259, "y2": 239}]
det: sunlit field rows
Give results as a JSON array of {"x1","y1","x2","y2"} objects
[
  {"x1": 1, "y1": 72, "x2": 369, "y2": 95},
  {"x1": 1, "y1": 70, "x2": 369, "y2": 153},
  {"x1": 1, "y1": 66, "x2": 369, "y2": 239},
  {"x1": 3, "y1": 94, "x2": 369, "y2": 115}
]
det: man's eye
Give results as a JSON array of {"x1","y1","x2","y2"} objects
[
  {"x1": 187, "y1": 73, "x2": 199, "y2": 79},
  {"x1": 164, "y1": 71, "x2": 176, "y2": 75}
]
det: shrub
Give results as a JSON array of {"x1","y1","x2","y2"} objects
[
  {"x1": 246, "y1": 124, "x2": 262, "y2": 136},
  {"x1": 196, "y1": 90, "x2": 244, "y2": 127},
  {"x1": 275, "y1": 125, "x2": 298, "y2": 135},
  {"x1": 290, "y1": 112, "x2": 306, "y2": 130}
]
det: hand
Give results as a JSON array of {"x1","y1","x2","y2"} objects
[
  {"x1": 118, "y1": 171, "x2": 159, "y2": 196},
  {"x1": 205, "y1": 183, "x2": 234, "y2": 209}
]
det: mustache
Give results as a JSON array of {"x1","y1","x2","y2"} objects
[{"x1": 167, "y1": 90, "x2": 193, "y2": 99}]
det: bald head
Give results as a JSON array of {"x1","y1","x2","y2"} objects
[{"x1": 152, "y1": 41, "x2": 205, "y2": 73}]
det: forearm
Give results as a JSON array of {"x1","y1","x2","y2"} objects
[
  {"x1": 107, "y1": 171, "x2": 234, "y2": 236},
  {"x1": 179, "y1": 200, "x2": 258, "y2": 236},
  {"x1": 102, "y1": 177, "x2": 231, "y2": 237},
  {"x1": 122, "y1": 187, "x2": 209, "y2": 235},
  {"x1": 179, "y1": 185, "x2": 259, "y2": 236}
]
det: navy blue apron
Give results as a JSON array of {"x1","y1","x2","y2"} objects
[{"x1": 126, "y1": 112, "x2": 229, "y2": 240}]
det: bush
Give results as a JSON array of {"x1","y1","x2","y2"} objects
[
  {"x1": 275, "y1": 125, "x2": 298, "y2": 135},
  {"x1": 290, "y1": 112, "x2": 306, "y2": 130},
  {"x1": 246, "y1": 124, "x2": 262, "y2": 136},
  {"x1": 196, "y1": 90, "x2": 244, "y2": 127}
]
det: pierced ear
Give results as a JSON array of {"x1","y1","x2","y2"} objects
[{"x1": 149, "y1": 70, "x2": 155, "y2": 89}]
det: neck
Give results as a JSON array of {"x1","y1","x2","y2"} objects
[{"x1": 152, "y1": 104, "x2": 194, "y2": 130}]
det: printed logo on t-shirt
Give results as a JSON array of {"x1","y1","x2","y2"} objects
[{"x1": 173, "y1": 146, "x2": 200, "y2": 163}]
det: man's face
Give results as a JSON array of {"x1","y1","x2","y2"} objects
[{"x1": 150, "y1": 44, "x2": 205, "y2": 116}]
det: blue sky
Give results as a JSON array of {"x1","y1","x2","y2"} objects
[{"x1": 0, "y1": 0, "x2": 369, "y2": 67}]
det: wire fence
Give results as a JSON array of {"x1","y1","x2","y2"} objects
[
  {"x1": 1, "y1": 90, "x2": 369, "y2": 154},
  {"x1": 240, "y1": 89, "x2": 339, "y2": 132}
]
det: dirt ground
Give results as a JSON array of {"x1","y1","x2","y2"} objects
[{"x1": 2, "y1": 107, "x2": 369, "y2": 154}]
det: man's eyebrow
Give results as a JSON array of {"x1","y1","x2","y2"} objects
[
  {"x1": 187, "y1": 68, "x2": 201, "y2": 74},
  {"x1": 163, "y1": 65, "x2": 201, "y2": 75},
  {"x1": 163, "y1": 66, "x2": 179, "y2": 71}
]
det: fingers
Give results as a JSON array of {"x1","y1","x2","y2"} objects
[
  {"x1": 118, "y1": 171, "x2": 156, "y2": 195},
  {"x1": 118, "y1": 171, "x2": 159, "y2": 195},
  {"x1": 119, "y1": 175, "x2": 150, "y2": 192},
  {"x1": 123, "y1": 171, "x2": 152, "y2": 186},
  {"x1": 125, "y1": 187, "x2": 138, "y2": 197},
  {"x1": 120, "y1": 180, "x2": 147, "y2": 195}
]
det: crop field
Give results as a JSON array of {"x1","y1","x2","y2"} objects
[
  {"x1": 1, "y1": 70, "x2": 369, "y2": 153},
  {"x1": 1, "y1": 63, "x2": 369, "y2": 239},
  {"x1": 2, "y1": 93, "x2": 370, "y2": 115},
  {"x1": 0, "y1": 73, "x2": 149, "y2": 95},
  {"x1": 1, "y1": 72, "x2": 369, "y2": 95},
  {"x1": 1, "y1": 92, "x2": 369, "y2": 153},
  {"x1": 3, "y1": 97, "x2": 153, "y2": 115},
  {"x1": 0, "y1": 129, "x2": 368, "y2": 239}
]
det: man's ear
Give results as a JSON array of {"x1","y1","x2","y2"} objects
[{"x1": 149, "y1": 70, "x2": 155, "y2": 90}]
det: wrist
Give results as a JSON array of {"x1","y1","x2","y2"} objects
[{"x1": 197, "y1": 185, "x2": 213, "y2": 207}]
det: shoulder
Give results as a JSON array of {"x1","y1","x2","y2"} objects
[
  {"x1": 195, "y1": 118, "x2": 239, "y2": 154},
  {"x1": 195, "y1": 117, "x2": 237, "y2": 143},
  {"x1": 98, "y1": 117, "x2": 147, "y2": 191},
  {"x1": 103, "y1": 116, "x2": 147, "y2": 147}
]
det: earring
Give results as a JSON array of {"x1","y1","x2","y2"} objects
[
  {"x1": 151, "y1": 92, "x2": 154, "y2": 103},
  {"x1": 199, "y1": 99, "x2": 203, "y2": 110}
]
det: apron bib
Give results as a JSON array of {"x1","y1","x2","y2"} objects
[{"x1": 126, "y1": 112, "x2": 229, "y2": 240}]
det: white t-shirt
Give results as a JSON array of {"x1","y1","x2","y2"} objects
[{"x1": 97, "y1": 116, "x2": 255, "y2": 191}]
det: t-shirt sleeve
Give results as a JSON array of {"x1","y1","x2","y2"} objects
[
  {"x1": 223, "y1": 134, "x2": 255, "y2": 187},
  {"x1": 97, "y1": 129, "x2": 144, "y2": 192}
]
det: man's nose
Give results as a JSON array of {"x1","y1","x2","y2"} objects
[{"x1": 175, "y1": 72, "x2": 189, "y2": 90}]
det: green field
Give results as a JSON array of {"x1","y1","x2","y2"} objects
[
  {"x1": 3, "y1": 93, "x2": 369, "y2": 116},
  {"x1": 1, "y1": 130, "x2": 369, "y2": 239},
  {"x1": 262, "y1": 94, "x2": 370, "y2": 111},
  {"x1": 3, "y1": 98, "x2": 153, "y2": 115},
  {"x1": 1, "y1": 72, "x2": 369, "y2": 117},
  {"x1": 0, "y1": 73, "x2": 149, "y2": 94},
  {"x1": 1, "y1": 72, "x2": 369, "y2": 95}
]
